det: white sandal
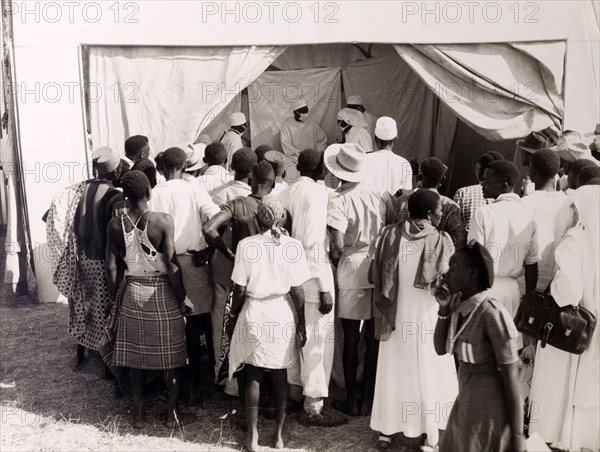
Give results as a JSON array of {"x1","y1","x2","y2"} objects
[{"x1": 377, "y1": 434, "x2": 392, "y2": 450}]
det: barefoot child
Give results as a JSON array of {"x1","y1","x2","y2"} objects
[
  {"x1": 434, "y1": 241, "x2": 526, "y2": 452},
  {"x1": 227, "y1": 195, "x2": 311, "y2": 451}
]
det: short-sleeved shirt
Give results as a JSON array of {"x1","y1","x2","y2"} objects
[
  {"x1": 149, "y1": 179, "x2": 220, "y2": 254},
  {"x1": 327, "y1": 182, "x2": 394, "y2": 251},
  {"x1": 211, "y1": 179, "x2": 251, "y2": 205},
  {"x1": 196, "y1": 165, "x2": 234, "y2": 194},
  {"x1": 468, "y1": 193, "x2": 540, "y2": 278},
  {"x1": 231, "y1": 232, "x2": 312, "y2": 299},
  {"x1": 520, "y1": 190, "x2": 577, "y2": 290},
  {"x1": 362, "y1": 149, "x2": 413, "y2": 194},
  {"x1": 327, "y1": 182, "x2": 395, "y2": 288},
  {"x1": 447, "y1": 292, "x2": 519, "y2": 366},
  {"x1": 220, "y1": 194, "x2": 263, "y2": 253}
]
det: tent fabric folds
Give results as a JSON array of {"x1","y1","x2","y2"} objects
[
  {"x1": 394, "y1": 42, "x2": 566, "y2": 141},
  {"x1": 342, "y1": 53, "x2": 457, "y2": 161},
  {"x1": 89, "y1": 46, "x2": 285, "y2": 156}
]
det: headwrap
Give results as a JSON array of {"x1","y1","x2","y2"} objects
[
  {"x1": 256, "y1": 195, "x2": 288, "y2": 244},
  {"x1": 371, "y1": 219, "x2": 454, "y2": 341},
  {"x1": 337, "y1": 108, "x2": 367, "y2": 128}
]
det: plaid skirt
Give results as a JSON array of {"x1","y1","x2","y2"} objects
[{"x1": 113, "y1": 275, "x2": 188, "y2": 370}]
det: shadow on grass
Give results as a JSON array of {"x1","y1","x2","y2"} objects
[{"x1": 0, "y1": 293, "x2": 390, "y2": 451}]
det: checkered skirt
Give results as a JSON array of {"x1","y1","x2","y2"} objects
[{"x1": 113, "y1": 275, "x2": 188, "y2": 370}]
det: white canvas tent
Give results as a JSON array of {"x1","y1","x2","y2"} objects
[{"x1": 2, "y1": 0, "x2": 598, "y2": 302}]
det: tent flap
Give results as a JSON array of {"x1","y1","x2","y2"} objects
[
  {"x1": 394, "y1": 42, "x2": 566, "y2": 141},
  {"x1": 89, "y1": 45, "x2": 285, "y2": 156}
]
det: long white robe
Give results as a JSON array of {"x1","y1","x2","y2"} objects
[
  {"x1": 529, "y1": 186, "x2": 599, "y2": 451},
  {"x1": 220, "y1": 130, "x2": 243, "y2": 172},
  {"x1": 370, "y1": 235, "x2": 458, "y2": 444},
  {"x1": 280, "y1": 118, "x2": 327, "y2": 183},
  {"x1": 345, "y1": 125, "x2": 373, "y2": 153},
  {"x1": 363, "y1": 110, "x2": 378, "y2": 151}
]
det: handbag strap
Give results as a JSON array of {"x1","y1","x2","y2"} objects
[{"x1": 542, "y1": 282, "x2": 552, "y2": 295}]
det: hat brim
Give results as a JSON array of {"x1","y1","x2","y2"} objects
[
  {"x1": 186, "y1": 159, "x2": 205, "y2": 172},
  {"x1": 323, "y1": 144, "x2": 364, "y2": 183},
  {"x1": 518, "y1": 144, "x2": 548, "y2": 154}
]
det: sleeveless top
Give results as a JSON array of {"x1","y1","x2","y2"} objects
[{"x1": 121, "y1": 211, "x2": 169, "y2": 277}]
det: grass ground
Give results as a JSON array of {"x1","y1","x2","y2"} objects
[{"x1": 0, "y1": 285, "x2": 402, "y2": 452}]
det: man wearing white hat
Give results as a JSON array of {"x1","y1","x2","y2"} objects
[
  {"x1": 325, "y1": 143, "x2": 396, "y2": 416},
  {"x1": 280, "y1": 100, "x2": 328, "y2": 183},
  {"x1": 220, "y1": 112, "x2": 247, "y2": 172},
  {"x1": 182, "y1": 143, "x2": 207, "y2": 181},
  {"x1": 362, "y1": 117, "x2": 413, "y2": 194},
  {"x1": 337, "y1": 108, "x2": 373, "y2": 153},
  {"x1": 346, "y1": 95, "x2": 377, "y2": 141}
]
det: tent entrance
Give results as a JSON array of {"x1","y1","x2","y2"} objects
[{"x1": 82, "y1": 41, "x2": 566, "y2": 196}]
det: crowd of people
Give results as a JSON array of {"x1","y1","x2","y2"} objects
[{"x1": 45, "y1": 98, "x2": 600, "y2": 452}]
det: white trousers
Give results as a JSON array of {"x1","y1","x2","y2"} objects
[{"x1": 288, "y1": 279, "x2": 335, "y2": 414}]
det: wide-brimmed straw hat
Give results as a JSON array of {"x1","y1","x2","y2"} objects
[
  {"x1": 324, "y1": 143, "x2": 366, "y2": 183},
  {"x1": 555, "y1": 131, "x2": 595, "y2": 163}
]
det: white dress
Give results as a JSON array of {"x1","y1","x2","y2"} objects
[
  {"x1": 228, "y1": 232, "x2": 312, "y2": 380},
  {"x1": 529, "y1": 219, "x2": 599, "y2": 451},
  {"x1": 370, "y1": 235, "x2": 458, "y2": 445}
]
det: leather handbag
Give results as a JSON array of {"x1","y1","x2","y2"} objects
[{"x1": 515, "y1": 286, "x2": 596, "y2": 355}]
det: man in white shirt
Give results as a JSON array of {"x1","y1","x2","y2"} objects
[
  {"x1": 468, "y1": 160, "x2": 539, "y2": 318},
  {"x1": 520, "y1": 150, "x2": 576, "y2": 292},
  {"x1": 337, "y1": 108, "x2": 373, "y2": 153},
  {"x1": 211, "y1": 148, "x2": 256, "y2": 205},
  {"x1": 220, "y1": 112, "x2": 246, "y2": 172},
  {"x1": 278, "y1": 149, "x2": 347, "y2": 426},
  {"x1": 197, "y1": 142, "x2": 234, "y2": 194},
  {"x1": 149, "y1": 147, "x2": 221, "y2": 406},
  {"x1": 280, "y1": 100, "x2": 328, "y2": 183},
  {"x1": 362, "y1": 117, "x2": 413, "y2": 194},
  {"x1": 326, "y1": 143, "x2": 395, "y2": 416}
]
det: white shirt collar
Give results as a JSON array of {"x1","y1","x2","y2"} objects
[{"x1": 494, "y1": 192, "x2": 521, "y2": 203}]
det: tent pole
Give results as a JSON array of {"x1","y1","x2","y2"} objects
[
  {"x1": 77, "y1": 45, "x2": 92, "y2": 179},
  {"x1": 1, "y1": 0, "x2": 36, "y2": 295}
]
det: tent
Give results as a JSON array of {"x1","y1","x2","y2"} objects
[{"x1": 2, "y1": 0, "x2": 598, "y2": 302}]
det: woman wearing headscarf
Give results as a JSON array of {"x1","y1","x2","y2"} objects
[
  {"x1": 227, "y1": 195, "x2": 312, "y2": 451},
  {"x1": 369, "y1": 190, "x2": 457, "y2": 450},
  {"x1": 529, "y1": 185, "x2": 599, "y2": 451},
  {"x1": 433, "y1": 241, "x2": 525, "y2": 452}
]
